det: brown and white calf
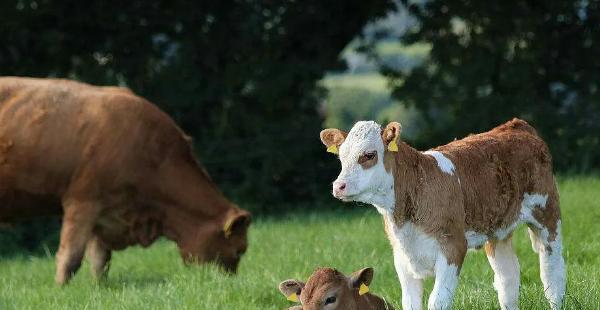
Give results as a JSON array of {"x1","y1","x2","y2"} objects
[
  {"x1": 320, "y1": 119, "x2": 565, "y2": 310},
  {"x1": 279, "y1": 267, "x2": 394, "y2": 310}
]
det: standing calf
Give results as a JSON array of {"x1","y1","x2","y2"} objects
[
  {"x1": 320, "y1": 119, "x2": 565, "y2": 310},
  {"x1": 279, "y1": 267, "x2": 394, "y2": 310}
]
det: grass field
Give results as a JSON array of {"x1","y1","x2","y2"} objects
[{"x1": 1, "y1": 176, "x2": 599, "y2": 309}]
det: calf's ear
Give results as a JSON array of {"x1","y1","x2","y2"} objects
[
  {"x1": 320, "y1": 129, "x2": 348, "y2": 154},
  {"x1": 279, "y1": 279, "x2": 305, "y2": 303},
  {"x1": 350, "y1": 267, "x2": 374, "y2": 289},
  {"x1": 381, "y1": 122, "x2": 402, "y2": 152},
  {"x1": 223, "y1": 209, "x2": 251, "y2": 238}
]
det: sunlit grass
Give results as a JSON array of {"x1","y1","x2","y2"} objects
[{"x1": 0, "y1": 176, "x2": 598, "y2": 309}]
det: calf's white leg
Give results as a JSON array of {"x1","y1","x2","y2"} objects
[
  {"x1": 529, "y1": 222, "x2": 566, "y2": 310},
  {"x1": 394, "y1": 255, "x2": 424, "y2": 310},
  {"x1": 485, "y1": 238, "x2": 520, "y2": 310},
  {"x1": 427, "y1": 255, "x2": 459, "y2": 310}
]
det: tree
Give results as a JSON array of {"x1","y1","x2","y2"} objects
[
  {"x1": 0, "y1": 0, "x2": 392, "y2": 205},
  {"x1": 384, "y1": 0, "x2": 600, "y2": 170}
]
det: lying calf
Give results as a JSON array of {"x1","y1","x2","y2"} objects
[{"x1": 279, "y1": 267, "x2": 394, "y2": 310}]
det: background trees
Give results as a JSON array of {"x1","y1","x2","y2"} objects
[
  {"x1": 0, "y1": 0, "x2": 391, "y2": 207},
  {"x1": 383, "y1": 0, "x2": 600, "y2": 171},
  {"x1": 1, "y1": 0, "x2": 599, "y2": 214}
]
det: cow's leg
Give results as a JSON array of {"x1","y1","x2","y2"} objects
[
  {"x1": 529, "y1": 221, "x2": 566, "y2": 310},
  {"x1": 394, "y1": 253, "x2": 423, "y2": 310},
  {"x1": 86, "y1": 235, "x2": 111, "y2": 281},
  {"x1": 427, "y1": 254, "x2": 462, "y2": 310},
  {"x1": 485, "y1": 237, "x2": 520, "y2": 310},
  {"x1": 55, "y1": 200, "x2": 99, "y2": 285}
]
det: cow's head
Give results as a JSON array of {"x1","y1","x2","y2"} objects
[
  {"x1": 180, "y1": 207, "x2": 251, "y2": 273},
  {"x1": 320, "y1": 121, "x2": 399, "y2": 208},
  {"x1": 279, "y1": 267, "x2": 375, "y2": 310}
]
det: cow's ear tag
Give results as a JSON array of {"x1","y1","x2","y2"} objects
[
  {"x1": 327, "y1": 144, "x2": 338, "y2": 154},
  {"x1": 287, "y1": 292, "x2": 299, "y2": 302},
  {"x1": 388, "y1": 140, "x2": 398, "y2": 152},
  {"x1": 359, "y1": 283, "x2": 369, "y2": 295}
]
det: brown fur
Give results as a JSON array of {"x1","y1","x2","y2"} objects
[
  {"x1": 0, "y1": 77, "x2": 251, "y2": 284},
  {"x1": 279, "y1": 268, "x2": 393, "y2": 310},
  {"x1": 382, "y1": 118, "x2": 560, "y2": 266}
]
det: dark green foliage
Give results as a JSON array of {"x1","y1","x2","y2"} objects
[
  {"x1": 0, "y1": 0, "x2": 391, "y2": 206},
  {"x1": 0, "y1": 218, "x2": 60, "y2": 257},
  {"x1": 384, "y1": 0, "x2": 600, "y2": 171}
]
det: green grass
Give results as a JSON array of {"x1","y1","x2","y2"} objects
[{"x1": 1, "y1": 176, "x2": 599, "y2": 309}]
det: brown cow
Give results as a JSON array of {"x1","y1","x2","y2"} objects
[
  {"x1": 279, "y1": 267, "x2": 394, "y2": 310},
  {"x1": 0, "y1": 77, "x2": 251, "y2": 284},
  {"x1": 321, "y1": 119, "x2": 565, "y2": 310}
]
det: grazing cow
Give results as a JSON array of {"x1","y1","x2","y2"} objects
[
  {"x1": 0, "y1": 77, "x2": 251, "y2": 284},
  {"x1": 279, "y1": 267, "x2": 394, "y2": 310},
  {"x1": 320, "y1": 119, "x2": 565, "y2": 310}
]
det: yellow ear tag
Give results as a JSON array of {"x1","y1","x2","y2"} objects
[
  {"x1": 287, "y1": 292, "x2": 299, "y2": 302},
  {"x1": 388, "y1": 139, "x2": 398, "y2": 152},
  {"x1": 359, "y1": 283, "x2": 369, "y2": 295},
  {"x1": 327, "y1": 144, "x2": 338, "y2": 154}
]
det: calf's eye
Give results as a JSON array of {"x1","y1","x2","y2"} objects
[
  {"x1": 358, "y1": 151, "x2": 377, "y2": 164},
  {"x1": 325, "y1": 296, "x2": 337, "y2": 305}
]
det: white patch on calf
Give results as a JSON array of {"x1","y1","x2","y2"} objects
[
  {"x1": 519, "y1": 192, "x2": 549, "y2": 230},
  {"x1": 386, "y1": 218, "x2": 441, "y2": 279},
  {"x1": 522, "y1": 192, "x2": 548, "y2": 210},
  {"x1": 465, "y1": 230, "x2": 488, "y2": 248},
  {"x1": 423, "y1": 150, "x2": 455, "y2": 176}
]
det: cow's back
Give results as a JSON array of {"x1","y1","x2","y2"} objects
[
  {"x1": 434, "y1": 119, "x2": 556, "y2": 233},
  {"x1": 0, "y1": 77, "x2": 180, "y2": 220}
]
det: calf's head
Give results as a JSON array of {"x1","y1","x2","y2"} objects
[
  {"x1": 320, "y1": 121, "x2": 400, "y2": 206},
  {"x1": 279, "y1": 267, "x2": 375, "y2": 310},
  {"x1": 179, "y1": 207, "x2": 251, "y2": 273}
]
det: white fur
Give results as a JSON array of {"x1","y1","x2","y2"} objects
[
  {"x1": 385, "y1": 217, "x2": 443, "y2": 310},
  {"x1": 522, "y1": 193, "x2": 548, "y2": 209},
  {"x1": 423, "y1": 150, "x2": 455, "y2": 175},
  {"x1": 531, "y1": 221, "x2": 566, "y2": 310},
  {"x1": 518, "y1": 192, "x2": 549, "y2": 233},
  {"x1": 335, "y1": 121, "x2": 395, "y2": 212},
  {"x1": 386, "y1": 218, "x2": 441, "y2": 279},
  {"x1": 486, "y1": 239, "x2": 520, "y2": 310},
  {"x1": 465, "y1": 230, "x2": 488, "y2": 248},
  {"x1": 385, "y1": 216, "x2": 460, "y2": 310},
  {"x1": 428, "y1": 256, "x2": 459, "y2": 310},
  {"x1": 395, "y1": 255, "x2": 424, "y2": 310}
]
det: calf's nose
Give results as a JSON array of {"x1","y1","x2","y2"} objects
[{"x1": 332, "y1": 181, "x2": 347, "y2": 197}]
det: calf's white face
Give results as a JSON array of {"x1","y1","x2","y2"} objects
[{"x1": 320, "y1": 121, "x2": 399, "y2": 209}]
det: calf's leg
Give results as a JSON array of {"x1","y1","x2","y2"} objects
[
  {"x1": 394, "y1": 254, "x2": 423, "y2": 310},
  {"x1": 485, "y1": 237, "x2": 520, "y2": 310},
  {"x1": 427, "y1": 255, "x2": 461, "y2": 310},
  {"x1": 529, "y1": 222, "x2": 566, "y2": 310},
  {"x1": 86, "y1": 235, "x2": 112, "y2": 281},
  {"x1": 55, "y1": 200, "x2": 99, "y2": 285}
]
